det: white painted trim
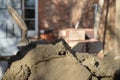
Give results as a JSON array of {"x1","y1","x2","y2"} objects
[{"x1": 35, "y1": 0, "x2": 38, "y2": 36}]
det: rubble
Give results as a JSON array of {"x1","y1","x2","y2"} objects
[{"x1": 2, "y1": 39, "x2": 120, "y2": 80}]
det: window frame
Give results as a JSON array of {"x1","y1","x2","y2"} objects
[{"x1": 22, "y1": 0, "x2": 38, "y2": 37}]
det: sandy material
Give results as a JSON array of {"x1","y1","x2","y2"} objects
[{"x1": 2, "y1": 39, "x2": 120, "y2": 80}]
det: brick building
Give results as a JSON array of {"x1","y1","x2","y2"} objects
[
  {"x1": 0, "y1": 0, "x2": 100, "y2": 37},
  {"x1": 0, "y1": 0, "x2": 118, "y2": 54}
]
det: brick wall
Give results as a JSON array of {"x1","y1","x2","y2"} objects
[
  {"x1": 38, "y1": 0, "x2": 72, "y2": 37},
  {"x1": 38, "y1": 0, "x2": 116, "y2": 54},
  {"x1": 38, "y1": 0, "x2": 98, "y2": 37}
]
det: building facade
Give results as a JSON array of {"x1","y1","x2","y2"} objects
[{"x1": 0, "y1": 0, "x2": 118, "y2": 55}]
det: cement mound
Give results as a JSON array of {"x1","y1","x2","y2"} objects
[{"x1": 2, "y1": 39, "x2": 120, "y2": 80}]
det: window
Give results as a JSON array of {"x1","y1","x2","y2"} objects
[
  {"x1": 0, "y1": 0, "x2": 22, "y2": 56},
  {"x1": 0, "y1": 0, "x2": 21, "y2": 38},
  {"x1": 22, "y1": 0, "x2": 38, "y2": 37}
]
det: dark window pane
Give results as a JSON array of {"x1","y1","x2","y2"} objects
[
  {"x1": 25, "y1": 20, "x2": 35, "y2": 30},
  {"x1": 25, "y1": 0, "x2": 35, "y2": 7},
  {"x1": 24, "y1": 9, "x2": 35, "y2": 18}
]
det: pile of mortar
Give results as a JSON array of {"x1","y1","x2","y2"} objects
[{"x1": 2, "y1": 39, "x2": 120, "y2": 80}]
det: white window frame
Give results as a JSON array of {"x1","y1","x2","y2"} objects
[{"x1": 22, "y1": 0, "x2": 38, "y2": 37}]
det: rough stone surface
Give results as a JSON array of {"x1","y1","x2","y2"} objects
[
  {"x1": 101, "y1": 78, "x2": 112, "y2": 80},
  {"x1": 75, "y1": 52, "x2": 120, "y2": 80},
  {"x1": 91, "y1": 76, "x2": 98, "y2": 80},
  {"x1": 2, "y1": 39, "x2": 91, "y2": 80},
  {"x1": 2, "y1": 39, "x2": 120, "y2": 80}
]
